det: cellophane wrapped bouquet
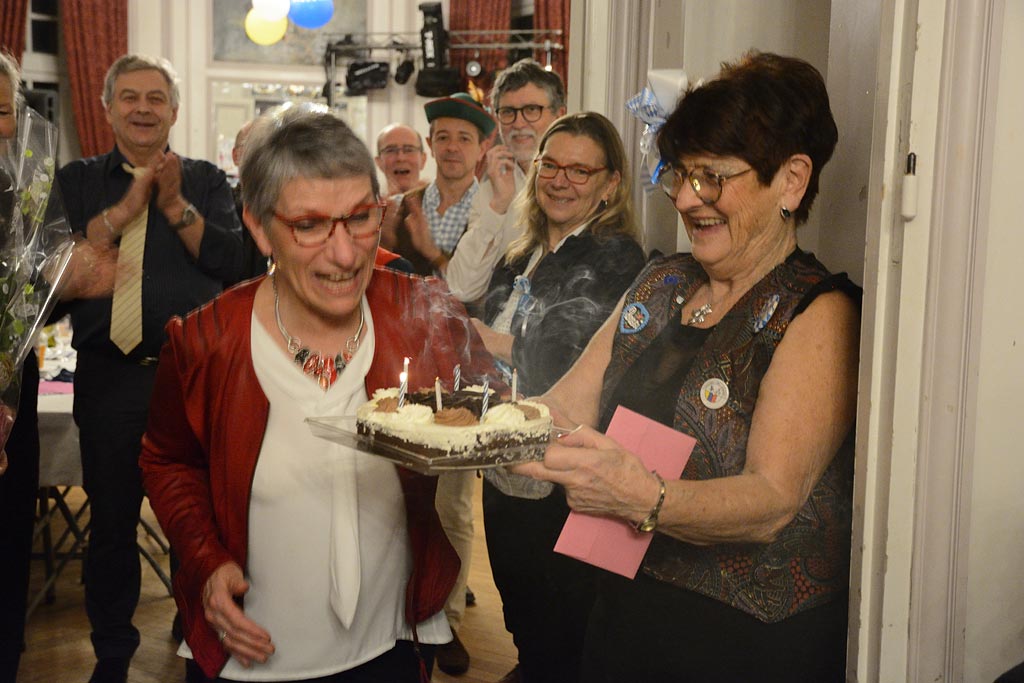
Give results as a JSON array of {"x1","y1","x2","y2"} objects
[{"x1": 0, "y1": 105, "x2": 74, "y2": 451}]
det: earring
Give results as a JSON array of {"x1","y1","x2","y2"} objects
[
  {"x1": 780, "y1": 206, "x2": 792, "y2": 220},
  {"x1": 597, "y1": 199, "x2": 608, "y2": 212}
]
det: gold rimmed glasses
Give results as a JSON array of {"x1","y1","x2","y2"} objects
[{"x1": 657, "y1": 165, "x2": 753, "y2": 204}]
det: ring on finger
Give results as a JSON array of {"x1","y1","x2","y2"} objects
[{"x1": 218, "y1": 629, "x2": 227, "y2": 643}]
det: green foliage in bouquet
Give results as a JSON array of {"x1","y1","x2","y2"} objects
[{"x1": 0, "y1": 105, "x2": 74, "y2": 448}]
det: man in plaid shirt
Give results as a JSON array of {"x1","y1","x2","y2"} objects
[{"x1": 382, "y1": 92, "x2": 496, "y2": 279}]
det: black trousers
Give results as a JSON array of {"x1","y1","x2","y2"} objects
[
  {"x1": 73, "y1": 352, "x2": 157, "y2": 661},
  {"x1": 184, "y1": 641, "x2": 435, "y2": 683},
  {"x1": 482, "y1": 479, "x2": 597, "y2": 683},
  {"x1": 582, "y1": 571, "x2": 849, "y2": 683},
  {"x1": 0, "y1": 358, "x2": 39, "y2": 683}
]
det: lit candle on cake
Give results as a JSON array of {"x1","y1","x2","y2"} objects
[
  {"x1": 511, "y1": 368, "x2": 518, "y2": 403},
  {"x1": 435, "y1": 376, "x2": 442, "y2": 412},
  {"x1": 453, "y1": 364, "x2": 461, "y2": 391},
  {"x1": 481, "y1": 377, "x2": 489, "y2": 417},
  {"x1": 398, "y1": 357, "x2": 409, "y2": 407}
]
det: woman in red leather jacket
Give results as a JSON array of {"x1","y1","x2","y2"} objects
[{"x1": 139, "y1": 104, "x2": 495, "y2": 683}]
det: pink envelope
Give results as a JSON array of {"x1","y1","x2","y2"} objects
[{"x1": 554, "y1": 406, "x2": 695, "y2": 578}]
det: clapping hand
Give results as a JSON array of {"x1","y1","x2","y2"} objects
[
  {"x1": 404, "y1": 194, "x2": 443, "y2": 262},
  {"x1": 485, "y1": 144, "x2": 518, "y2": 214},
  {"x1": 60, "y1": 238, "x2": 120, "y2": 299},
  {"x1": 118, "y1": 163, "x2": 156, "y2": 223},
  {"x1": 151, "y1": 152, "x2": 188, "y2": 220}
]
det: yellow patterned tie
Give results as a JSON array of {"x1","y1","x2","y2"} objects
[{"x1": 109, "y1": 207, "x2": 147, "y2": 354}]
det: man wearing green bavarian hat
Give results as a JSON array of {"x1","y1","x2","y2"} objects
[
  {"x1": 424, "y1": 91, "x2": 497, "y2": 138},
  {"x1": 381, "y1": 92, "x2": 495, "y2": 278}
]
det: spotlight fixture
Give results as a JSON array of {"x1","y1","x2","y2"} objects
[
  {"x1": 345, "y1": 61, "x2": 390, "y2": 96},
  {"x1": 419, "y1": 2, "x2": 446, "y2": 69},
  {"x1": 466, "y1": 60, "x2": 482, "y2": 78},
  {"x1": 395, "y1": 57, "x2": 415, "y2": 85},
  {"x1": 415, "y1": 2, "x2": 460, "y2": 96}
]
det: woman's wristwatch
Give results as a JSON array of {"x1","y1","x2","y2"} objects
[{"x1": 635, "y1": 471, "x2": 666, "y2": 533}]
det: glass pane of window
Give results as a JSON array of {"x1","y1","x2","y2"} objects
[
  {"x1": 32, "y1": 0, "x2": 58, "y2": 17},
  {"x1": 31, "y1": 19, "x2": 59, "y2": 55}
]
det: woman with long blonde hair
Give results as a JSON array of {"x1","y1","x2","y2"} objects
[{"x1": 472, "y1": 112, "x2": 646, "y2": 683}]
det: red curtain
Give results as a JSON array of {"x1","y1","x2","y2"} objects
[
  {"x1": 0, "y1": 0, "x2": 28, "y2": 63},
  {"x1": 60, "y1": 0, "x2": 127, "y2": 158},
  {"x1": 533, "y1": 0, "x2": 570, "y2": 90},
  {"x1": 448, "y1": 0, "x2": 511, "y2": 99}
]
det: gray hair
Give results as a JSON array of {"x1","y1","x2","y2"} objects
[
  {"x1": 241, "y1": 103, "x2": 380, "y2": 227},
  {"x1": 491, "y1": 58, "x2": 566, "y2": 111},
  {"x1": 101, "y1": 54, "x2": 180, "y2": 109},
  {"x1": 0, "y1": 51, "x2": 22, "y2": 108}
]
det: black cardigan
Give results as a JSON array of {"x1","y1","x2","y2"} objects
[{"x1": 483, "y1": 229, "x2": 645, "y2": 397}]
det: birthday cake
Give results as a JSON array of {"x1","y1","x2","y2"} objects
[{"x1": 356, "y1": 385, "x2": 552, "y2": 461}]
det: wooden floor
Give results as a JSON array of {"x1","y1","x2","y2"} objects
[{"x1": 19, "y1": 477, "x2": 517, "y2": 683}]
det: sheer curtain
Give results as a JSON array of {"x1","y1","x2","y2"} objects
[{"x1": 59, "y1": 0, "x2": 127, "y2": 158}]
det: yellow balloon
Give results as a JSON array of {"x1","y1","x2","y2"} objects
[{"x1": 244, "y1": 8, "x2": 288, "y2": 46}]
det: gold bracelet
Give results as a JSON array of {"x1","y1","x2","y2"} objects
[
  {"x1": 100, "y1": 209, "x2": 117, "y2": 237},
  {"x1": 634, "y1": 471, "x2": 666, "y2": 533}
]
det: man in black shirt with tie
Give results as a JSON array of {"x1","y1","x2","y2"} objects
[{"x1": 55, "y1": 54, "x2": 243, "y2": 683}]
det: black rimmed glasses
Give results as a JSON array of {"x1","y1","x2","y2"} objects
[
  {"x1": 533, "y1": 158, "x2": 607, "y2": 185},
  {"x1": 657, "y1": 165, "x2": 754, "y2": 204},
  {"x1": 379, "y1": 144, "x2": 422, "y2": 157},
  {"x1": 274, "y1": 199, "x2": 388, "y2": 247},
  {"x1": 495, "y1": 104, "x2": 550, "y2": 125}
]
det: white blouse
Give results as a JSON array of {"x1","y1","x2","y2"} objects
[{"x1": 181, "y1": 297, "x2": 449, "y2": 680}]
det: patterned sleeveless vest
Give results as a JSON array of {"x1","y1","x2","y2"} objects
[{"x1": 601, "y1": 248, "x2": 857, "y2": 622}]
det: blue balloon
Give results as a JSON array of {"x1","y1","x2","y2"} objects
[{"x1": 288, "y1": 0, "x2": 334, "y2": 29}]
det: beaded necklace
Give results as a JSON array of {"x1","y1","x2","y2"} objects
[{"x1": 272, "y1": 274, "x2": 364, "y2": 390}]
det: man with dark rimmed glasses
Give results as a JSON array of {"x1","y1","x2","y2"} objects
[{"x1": 428, "y1": 59, "x2": 567, "y2": 311}]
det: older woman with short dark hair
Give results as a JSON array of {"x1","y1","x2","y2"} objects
[
  {"x1": 516, "y1": 52, "x2": 860, "y2": 682},
  {"x1": 140, "y1": 104, "x2": 496, "y2": 683}
]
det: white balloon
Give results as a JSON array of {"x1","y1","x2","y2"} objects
[{"x1": 252, "y1": 0, "x2": 291, "y2": 22}]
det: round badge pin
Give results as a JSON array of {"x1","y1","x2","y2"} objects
[
  {"x1": 619, "y1": 302, "x2": 650, "y2": 334},
  {"x1": 700, "y1": 378, "x2": 729, "y2": 409}
]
